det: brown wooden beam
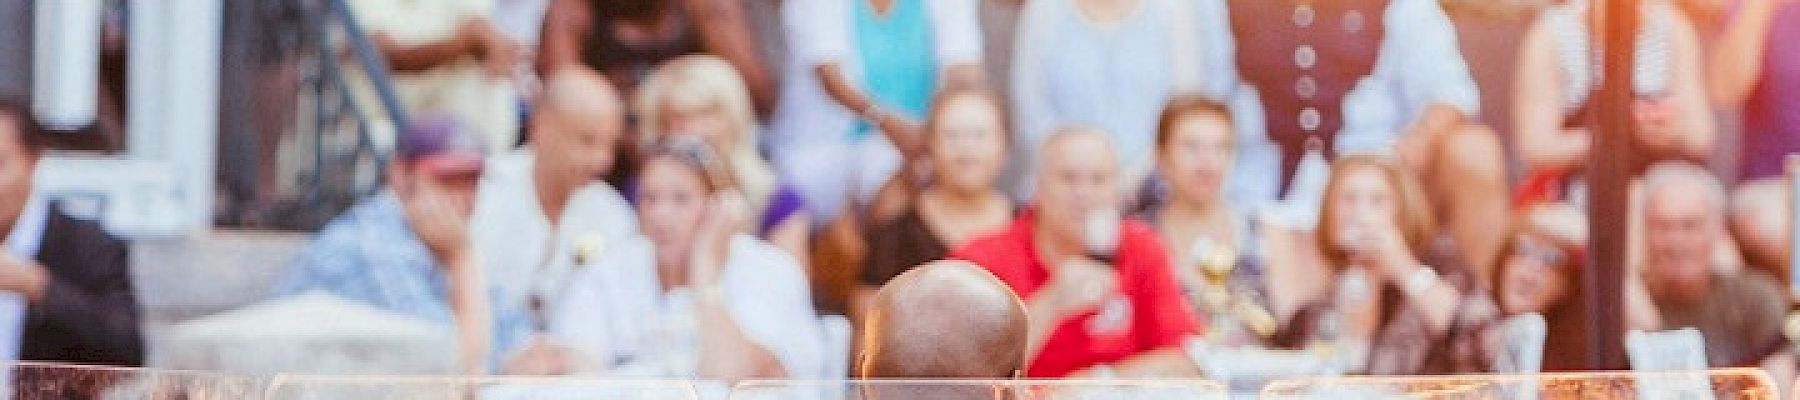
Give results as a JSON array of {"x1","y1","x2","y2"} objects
[{"x1": 1585, "y1": 0, "x2": 1639, "y2": 370}]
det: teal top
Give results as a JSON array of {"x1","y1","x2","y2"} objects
[{"x1": 853, "y1": 0, "x2": 938, "y2": 140}]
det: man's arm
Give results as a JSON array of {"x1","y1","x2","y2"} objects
[
  {"x1": 371, "y1": 18, "x2": 514, "y2": 75},
  {"x1": 23, "y1": 227, "x2": 143, "y2": 365},
  {"x1": 535, "y1": 0, "x2": 592, "y2": 77}
]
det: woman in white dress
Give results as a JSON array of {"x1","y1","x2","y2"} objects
[{"x1": 549, "y1": 136, "x2": 822, "y2": 381}]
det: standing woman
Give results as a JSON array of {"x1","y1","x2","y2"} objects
[
  {"x1": 771, "y1": 0, "x2": 987, "y2": 226},
  {"x1": 1010, "y1": 0, "x2": 1200, "y2": 196},
  {"x1": 857, "y1": 87, "x2": 1015, "y2": 290},
  {"x1": 536, "y1": 0, "x2": 775, "y2": 114},
  {"x1": 636, "y1": 56, "x2": 811, "y2": 263},
  {"x1": 1275, "y1": 155, "x2": 1501, "y2": 375}
]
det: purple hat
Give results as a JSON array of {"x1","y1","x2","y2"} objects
[{"x1": 396, "y1": 115, "x2": 487, "y2": 162}]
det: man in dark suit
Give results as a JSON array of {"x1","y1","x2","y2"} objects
[{"x1": 0, "y1": 100, "x2": 142, "y2": 366}]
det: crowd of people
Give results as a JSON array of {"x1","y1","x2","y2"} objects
[
  {"x1": 1, "y1": 0, "x2": 1798, "y2": 392},
  {"x1": 282, "y1": 0, "x2": 1800, "y2": 384}
]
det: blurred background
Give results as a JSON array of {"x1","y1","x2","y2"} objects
[{"x1": 1, "y1": 0, "x2": 1794, "y2": 394}]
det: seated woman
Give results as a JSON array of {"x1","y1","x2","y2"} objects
[
  {"x1": 1491, "y1": 218, "x2": 1584, "y2": 372},
  {"x1": 635, "y1": 55, "x2": 811, "y2": 262},
  {"x1": 857, "y1": 87, "x2": 1015, "y2": 290},
  {"x1": 549, "y1": 136, "x2": 822, "y2": 380},
  {"x1": 1271, "y1": 155, "x2": 1501, "y2": 375},
  {"x1": 1142, "y1": 95, "x2": 1274, "y2": 346},
  {"x1": 1513, "y1": 0, "x2": 1714, "y2": 207}
]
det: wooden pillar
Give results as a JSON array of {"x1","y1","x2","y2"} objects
[{"x1": 1584, "y1": 0, "x2": 1639, "y2": 370}]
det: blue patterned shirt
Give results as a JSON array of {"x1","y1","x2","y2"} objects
[{"x1": 273, "y1": 192, "x2": 531, "y2": 372}]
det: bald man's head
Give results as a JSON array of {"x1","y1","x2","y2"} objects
[
  {"x1": 1033, "y1": 127, "x2": 1121, "y2": 246},
  {"x1": 858, "y1": 261, "x2": 1028, "y2": 379},
  {"x1": 532, "y1": 68, "x2": 625, "y2": 183}
]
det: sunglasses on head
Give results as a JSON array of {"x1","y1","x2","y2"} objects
[
  {"x1": 1513, "y1": 237, "x2": 1567, "y2": 268},
  {"x1": 643, "y1": 135, "x2": 732, "y2": 188}
]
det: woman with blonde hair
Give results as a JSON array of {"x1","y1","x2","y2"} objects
[{"x1": 636, "y1": 55, "x2": 811, "y2": 261}]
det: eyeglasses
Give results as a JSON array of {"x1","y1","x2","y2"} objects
[{"x1": 1513, "y1": 237, "x2": 1567, "y2": 268}]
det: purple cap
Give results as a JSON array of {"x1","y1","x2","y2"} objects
[{"x1": 396, "y1": 115, "x2": 487, "y2": 162}]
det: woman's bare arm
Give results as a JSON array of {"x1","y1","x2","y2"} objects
[
  {"x1": 1513, "y1": 16, "x2": 1593, "y2": 173},
  {"x1": 1708, "y1": 0, "x2": 1785, "y2": 107},
  {"x1": 685, "y1": 0, "x2": 779, "y2": 116}
]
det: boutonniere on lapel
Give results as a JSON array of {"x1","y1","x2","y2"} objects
[{"x1": 572, "y1": 235, "x2": 607, "y2": 267}]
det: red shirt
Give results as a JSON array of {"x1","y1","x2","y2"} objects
[{"x1": 951, "y1": 213, "x2": 1200, "y2": 378}]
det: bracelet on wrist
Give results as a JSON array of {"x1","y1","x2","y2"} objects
[
  {"x1": 860, "y1": 102, "x2": 885, "y2": 121},
  {"x1": 1402, "y1": 266, "x2": 1440, "y2": 298}
]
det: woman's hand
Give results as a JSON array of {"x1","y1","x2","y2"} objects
[
  {"x1": 1348, "y1": 223, "x2": 1426, "y2": 287},
  {"x1": 1632, "y1": 98, "x2": 1682, "y2": 153},
  {"x1": 689, "y1": 190, "x2": 751, "y2": 287}
]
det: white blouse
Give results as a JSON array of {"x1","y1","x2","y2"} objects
[{"x1": 548, "y1": 235, "x2": 824, "y2": 379}]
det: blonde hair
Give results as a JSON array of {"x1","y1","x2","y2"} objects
[
  {"x1": 635, "y1": 55, "x2": 779, "y2": 214},
  {"x1": 1316, "y1": 154, "x2": 1438, "y2": 269}
]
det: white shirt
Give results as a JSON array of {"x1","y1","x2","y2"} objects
[
  {"x1": 471, "y1": 151, "x2": 637, "y2": 322},
  {"x1": 549, "y1": 235, "x2": 823, "y2": 379},
  {"x1": 0, "y1": 197, "x2": 45, "y2": 385},
  {"x1": 1009, "y1": 0, "x2": 1203, "y2": 196},
  {"x1": 490, "y1": 0, "x2": 551, "y2": 47}
]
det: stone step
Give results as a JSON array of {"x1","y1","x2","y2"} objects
[{"x1": 129, "y1": 229, "x2": 311, "y2": 366}]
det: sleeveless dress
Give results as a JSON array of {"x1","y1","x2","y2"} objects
[{"x1": 1513, "y1": 1, "x2": 1673, "y2": 209}]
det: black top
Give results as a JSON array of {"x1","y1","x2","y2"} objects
[
  {"x1": 1229, "y1": 0, "x2": 1389, "y2": 193},
  {"x1": 581, "y1": 0, "x2": 703, "y2": 90},
  {"x1": 859, "y1": 208, "x2": 951, "y2": 287},
  {"x1": 22, "y1": 208, "x2": 144, "y2": 366}
]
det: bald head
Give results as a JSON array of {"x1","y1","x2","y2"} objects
[
  {"x1": 858, "y1": 261, "x2": 1028, "y2": 379},
  {"x1": 539, "y1": 67, "x2": 622, "y2": 119},
  {"x1": 1033, "y1": 127, "x2": 1122, "y2": 246},
  {"x1": 532, "y1": 68, "x2": 625, "y2": 184},
  {"x1": 1036, "y1": 127, "x2": 1118, "y2": 177}
]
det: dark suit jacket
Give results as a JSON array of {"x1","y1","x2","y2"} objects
[{"x1": 21, "y1": 209, "x2": 143, "y2": 366}]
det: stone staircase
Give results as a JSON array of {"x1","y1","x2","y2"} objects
[{"x1": 130, "y1": 230, "x2": 310, "y2": 366}]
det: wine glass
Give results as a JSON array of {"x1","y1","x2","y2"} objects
[{"x1": 1084, "y1": 209, "x2": 1133, "y2": 336}]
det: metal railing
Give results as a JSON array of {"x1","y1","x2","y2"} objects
[{"x1": 281, "y1": 0, "x2": 409, "y2": 229}]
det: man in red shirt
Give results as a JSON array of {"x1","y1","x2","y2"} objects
[{"x1": 954, "y1": 128, "x2": 1201, "y2": 378}]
